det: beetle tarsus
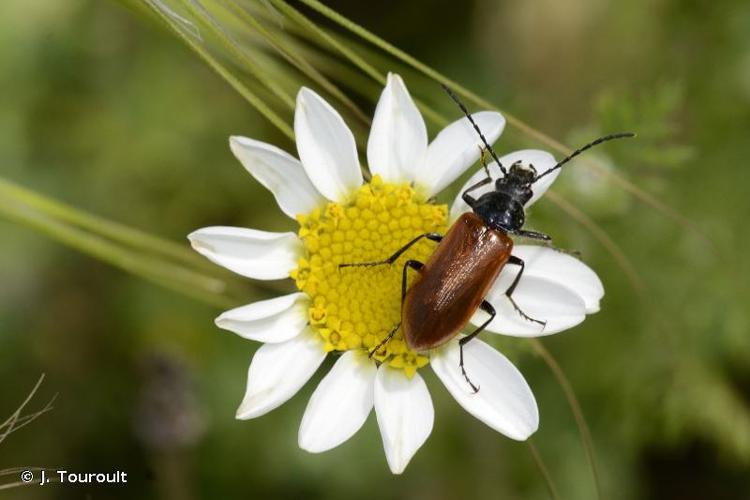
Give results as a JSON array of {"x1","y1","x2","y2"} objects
[
  {"x1": 505, "y1": 255, "x2": 547, "y2": 328},
  {"x1": 461, "y1": 364, "x2": 480, "y2": 393},
  {"x1": 507, "y1": 294, "x2": 547, "y2": 328},
  {"x1": 339, "y1": 261, "x2": 383, "y2": 269},
  {"x1": 368, "y1": 323, "x2": 400, "y2": 358},
  {"x1": 459, "y1": 339, "x2": 480, "y2": 393},
  {"x1": 512, "y1": 229, "x2": 552, "y2": 241},
  {"x1": 542, "y1": 241, "x2": 581, "y2": 257},
  {"x1": 456, "y1": 300, "x2": 496, "y2": 393}
]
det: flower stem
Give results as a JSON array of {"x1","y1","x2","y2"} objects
[
  {"x1": 527, "y1": 438, "x2": 562, "y2": 500},
  {"x1": 530, "y1": 339, "x2": 602, "y2": 500}
]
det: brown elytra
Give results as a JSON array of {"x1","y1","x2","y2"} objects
[{"x1": 402, "y1": 212, "x2": 513, "y2": 352}]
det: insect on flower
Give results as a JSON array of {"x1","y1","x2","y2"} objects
[
  {"x1": 341, "y1": 85, "x2": 635, "y2": 392},
  {"x1": 189, "y1": 73, "x2": 619, "y2": 473}
]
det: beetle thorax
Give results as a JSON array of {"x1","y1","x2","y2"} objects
[
  {"x1": 472, "y1": 162, "x2": 537, "y2": 232},
  {"x1": 473, "y1": 191, "x2": 525, "y2": 232}
]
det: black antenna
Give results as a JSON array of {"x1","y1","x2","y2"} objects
[
  {"x1": 534, "y1": 132, "x2": 636, "y2": 181},
  {"x1": 441, "y1": 84, "x2": 506, "y2": 175}
]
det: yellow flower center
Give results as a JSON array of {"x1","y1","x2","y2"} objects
[{"x1": 291, "y1": 175, "x2": 448, "y2": 377}]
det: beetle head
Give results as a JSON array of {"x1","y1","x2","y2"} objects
[
  {"x1": 494, "y1": 161, "x2": 536, "y2": 206},
  {"x1": 505, "y1": 161, "x2": 537, "y2": 185}
]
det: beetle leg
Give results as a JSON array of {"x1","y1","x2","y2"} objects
[
  {"x1": 401, "y1": 259, "x2": 424, "y2": 304},
  {"x1": 505, "y1": 255, "x2": 547, "y2": 327},
  {"x1": 514, "y1": 230, "x2": 580, "y2": 255},
  {"x1": 461, "y1": 176, "x2": 492, "y2": 208},
  {"x1": 512, "y1": 229, "x2": 552, "y2": 241},
  {"x1": 541, "y1": 241, "x2": 581, "y2": 257},
  {"x1": 478, "y1": 145, "x2": 492, "y2": 178},
  {"x1": 367, "y1": 259, "x2": 423, "y2": 358},
  {"x1": 369, "y1": 323, "x2": 400, "y2": 358},
  {"x1": 338, "y1": 233, "x2": 442, "y2": 269},
  {"x1": 458, "y1": 300, "x2": 496, "y2": 393},
  {"x1": 461, "y1": 146, "x2": 498, "y2": 207}
]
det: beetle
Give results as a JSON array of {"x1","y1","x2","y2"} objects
[{"x1": 341, "y1": 86, "x2": 634, "y2": 391}]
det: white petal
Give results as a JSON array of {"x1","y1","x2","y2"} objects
[
  {"x1": 475, "y1": 273, "x2": 587, "y2": 337},
  {"x1": 295, "y1": 87, "x2": 363, "y2": 202},
  {"x1": 188, "y1": 226, "x2": 302, "y2": 280},
  {"x1": 374, "y1": 366, "x2": 433, "y2": 474},
  {"x1": 229, "y1": 136, "x2": 325, "y2": 219},
  {"x1": 420, "y1": 111, "x2": 505, "y2": 196},
  {"x1": 449, "y1": 150, "x2": 559, "y2": 221},
  {"x1": 367, "y1": 73, "x2": 427, "y2": 183},
  {"x1": 298, "y1": 351, "x2": 376, "y2": 453},
  {"x1": 236, "y1": 330, "x2": 326, "y2": 419},
  {"x1": 513, "y1": 245, "x2": 604, "y2": 313},
  {"x1": 431, "y1": 338, "x2": 538, "y2": 440},
  {"x1": 215, "y1": 293, "x2": 309, "y2": 343}
]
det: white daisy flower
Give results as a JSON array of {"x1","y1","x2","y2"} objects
[{"x1": 188, "y1": 73, "x2": 603, "y2": 474}]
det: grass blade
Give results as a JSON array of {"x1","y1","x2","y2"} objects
[
  {"x1": 1, "y1": 200, "x2": 235, "y2": 309},
  {"x1": 527, "y1": 439, "x2": 562, "y2": 500},
  {"x1": 531, "y1": 339, "x2": 602, "y2": 500},
  {"x1": 143, "y1": 0, "x2": 294, "y2": 140},
  {"x1": 0, "y1": 178, "x2": 205, "y2": 270},
  {"x1": 222, "y1": 0, "x2": 371, "y2": 126}
]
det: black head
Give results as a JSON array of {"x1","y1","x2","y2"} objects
[
  {"x1": 441, "y1": 83, "x2": 635, "y2": 235},
  {"x1": 495, "y1": 160, "x2": 537, "y2": 202}
]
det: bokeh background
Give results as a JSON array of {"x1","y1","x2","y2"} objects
[{"x1": 2, "y1": 0, "x2": 749, "y2": 498}]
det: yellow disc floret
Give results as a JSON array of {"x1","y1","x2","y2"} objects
[{"x1": 291, "y1": 175, "x2": 448, "y2": 377}]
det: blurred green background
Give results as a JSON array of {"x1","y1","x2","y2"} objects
[{"x1": 1, "y1": 0, "x2": 749, "y2": 498}]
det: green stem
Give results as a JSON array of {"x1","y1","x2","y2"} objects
[
  {"x1": 181, "y1": 0, "x2": 296, "y2": 111},
  {"x1": 143, "y1": 0, "x2": 294, "y2": 140},
  {"x1": 222, "y1": 0, "x2": 371, "y2": 126},
  {"x1": 0, "y1": 375, "x2": 45, "y2": 443},
  {"x1": 527, "y1": 439, "x2": 562, "y2": 500},
  {"x1": 271, "y1": 0, "x2": 447, "y2": 128},
  {"x1": 0, "y1": 178, "x2": 205, "y2": 270},
  {"x1": 0, "y1": 201, "x2": 235, "y2": 309},
  {"x1": 545, "y1": 191, "x2": 646, "y2": 295},
  {"x1": 270, "y1": 0, "x2": 384, "y2": 85},
  {"x1": 531, "y1": 339, "x2": 602, "y2": 500}
]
